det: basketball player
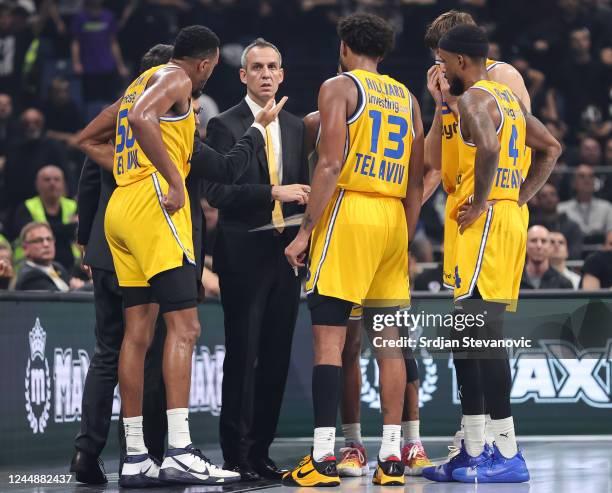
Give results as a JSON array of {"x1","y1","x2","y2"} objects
[
  {"x1": 424, "y1": 25, "x2": 560, "y2": 483},
  {"x1": 420, "y1": 10, "x2": 533, "y2": 468},
  {"x1": 284, "y1": 13, "x2": 424, "y2": 487},
  {"x1": 103, "y1": 26, "x2": 242, "y2": 487},
  {"x1": 304, "y1": 110, "x2": 432, "y2": 477}
]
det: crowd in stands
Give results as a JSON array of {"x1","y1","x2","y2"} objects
[{"x1": 0, "y1": 0, "x2": 610, "y2": 293}]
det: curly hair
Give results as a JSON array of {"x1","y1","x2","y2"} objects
[
  {"x1": 337, "y1": 13, "x2": 395, "y2": 60},
  {"x1": 424, "y1": 10, "x2": 476, "y2": 50},
  {"x1": 140, "y1": 44, "x2": 173, "y2": 72},
  {"x1": 173, "y1": 25, "x2": 220, "y2": 60}
]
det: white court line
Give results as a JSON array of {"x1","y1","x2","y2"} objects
[{"x1": 275, "y1": 435, "x2": 612, "y2": 443}]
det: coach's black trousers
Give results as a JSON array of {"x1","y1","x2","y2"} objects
[
  {"x1": 218, "y1": 245, "x2": 301, "y2": 464},
  {"x1": 75, "y1": 268, "x2": 167, "y2": 462}
]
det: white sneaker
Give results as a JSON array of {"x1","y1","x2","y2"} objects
[
  {"x1": 119, "y1": 453, "x2": 161, "y2": 488},
  {"x1": 159, "y1": 444, "x2": 241, "y2": 485}
]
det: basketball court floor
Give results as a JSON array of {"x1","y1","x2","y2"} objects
[{"x1": 2, "y1": 436, "x2": 610, "y2": 492}]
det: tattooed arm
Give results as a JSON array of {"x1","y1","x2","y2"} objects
[
  {"x1": 456, "y1": 89, "x2": 501, "y2": 233},
  {"x1": 517, "y1": 99, "x2": 561, "y2": 206},
  {"x1": 285, "y1": 75, "x2": 355, "y2": 267}
]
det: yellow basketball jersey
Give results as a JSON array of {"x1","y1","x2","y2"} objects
[
  {"x1": 338, "y1": 69, "x2": 414, "y2": 198},
  {"x1": 441, "y1": 59, "x2": 501, "y2": 195},
  {"x1": 453, "y1": 79, "x2": 526, "y2": 215},
  {"x1": 485, "y1": 58, "x2": 532, "y2": 185},
  {"x1": 113, "y1": 64, "x2": 196, "y2": 187}
]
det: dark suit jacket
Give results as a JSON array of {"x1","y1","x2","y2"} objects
[
  {"x1": 77, "y1": 158, "x2": 116, "y2": 272},
  {"x1": 76, "y1": 128, "x2": 266, "y2": 276},
  {"x1": 15, "y1": 261, "x2": 71, "y2": 291},
  {"x1": 203, "y1": 100, "x2": 308, "y2": 273}
]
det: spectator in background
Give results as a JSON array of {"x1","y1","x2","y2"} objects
[
  {"x1": 549, "y1": 231, "x2": 581, "y2": 289},
  {"x1": 12, "y1": 165, "x2": 78, "y2": 271},
  {"x1": 582, "y1": 230, "x2": 612, "y2": 289},
  {"x1": 71, "y1": 0, "x2": 128, "y2": 104},
  {"x1": 556, "y1": 27, "x2": 608, "y2": 134},
  {"x1": 43, "y1": 77, "x2": 84, "y2": 149},
  {"x1": 0, "y1": 93, "x2": 19, "y2": 174},
  {"x1": 529, "y1": 182, "x2": 583, "y2": 258},
  {"x1": 15, "y1": 221, "x2": 83, "y2": 291},
  {"x1": 3, "y1": 108, "x2": 66, "y2": 220},
  {"x1": 0, "y1": 4, "x2": 33, "y2": 105},
  {"x1": 0, "y1": 239, "x2": 14, "y2": 289},
  {"x1": 568, "y1": 136, "x2": 602, "y2": 167},
  {"x1": 521, "y1": 225, "x2": 573, "y2": 290},
  {"x1": 599, "y1": 137, "x2": 612, "y2": 200},
  {"x1": 559, "y1": 164, "x2": 612, "y2": 243}
]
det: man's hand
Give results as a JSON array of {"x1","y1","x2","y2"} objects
[
  {"x1": 438, "y1": 71, "x2": 458, "y2": 115},
  {"x1": 457, "y1": 201, "x2": 490, "y2": 234},
  {"x1": 77, "y1": 244, "x2": 92, "y2": 278},
  {"x1": 255, "y1": 96, "x2": 289, "y2": 127},
  {"x1": 285, "y1": 232, "x2": 309, "y2": 268},
  {"x1": 163, "y1": 182, "x2": 185, "y2": 214},
  {"x1": 272, "y1": 184, "x2": 311, "y2": 204},
  {"x1": 426, "y1": 65, "x2": 443, "y2": 107},
  {"x1": 0, "y1": 259, "x2": 13, "y2": 279},
  {"x1": 69, "y1": 277, "x2": 85, "y2": 290},
  {"x1": 73, "y1": 61, "x2": 83, "y2": 75}
]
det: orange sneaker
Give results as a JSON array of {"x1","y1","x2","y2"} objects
[
  {"x1": 336, "y1": 443, "x2": 368, "y2": 477},
  {"x1": 401, "y1": 440, "x2": 433, "y2": 476}
]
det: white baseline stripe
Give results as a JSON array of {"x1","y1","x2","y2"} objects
[
  {"x1": 151, "y1": 173, "x2": 195, "y2": 265},
  {"x1": 306, "y1": 189, "x2": 345, "y2": 295}
]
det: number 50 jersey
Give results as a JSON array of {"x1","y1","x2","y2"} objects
[
  {"x1": 113, "y1": 64, "x2": 195, "y2": 187},
  {"x1": 337, "y1": 69, "x2": 415, "y2": 198}
]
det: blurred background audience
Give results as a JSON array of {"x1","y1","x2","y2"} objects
[{"x1": 0, "y1": 0, "x2": 610, "y2": 292}]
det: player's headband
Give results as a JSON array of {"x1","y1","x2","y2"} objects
[{"x1": 438, "y1": 24, "x2": 489, "y2": 58}]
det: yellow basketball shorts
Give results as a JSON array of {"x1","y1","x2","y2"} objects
[
  {"x1": 454, "y1": 200, "x2": 526, "y2": 309},
  {"x1": 305, "y1": 189, "x2": 409, "y2": 307},
  {"x1": 443, "y1": 194, "x2": 459, "y2": 289},
  {"x1": 105, "y1": 172, "x2": 195, "y2": 287}
]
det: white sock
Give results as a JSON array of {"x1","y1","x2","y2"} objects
[
  {"x1": 167, "y1": 408, "x2": 192, "y2": 449},
  {"x1": 463, "y1": 415, "x2": 485, "y2": 457},
  {"x1": 313, "y1": 427, "x2": 336, "y2": 461},
  {"x1": 485, "y1": 414, "x2": 495, "y2": 446},
  {"x1": 402, "y1": 420, "x2": 420, "y2": 443},
  {"x1": 124, "y1": 416, "x2": 147, "y2": 455},
  {"x1": 379, "y1": 424, "x2": 402, "y2": 461},
  {"x1": 341, "y1": 423, "x2": 362, "y2": 445},
  {"x1": 453, "y1": 416, "x2": 465, "y2": 449},
  {"x1": 491, "y1": 417, "x2": 518, "y2": 458}
]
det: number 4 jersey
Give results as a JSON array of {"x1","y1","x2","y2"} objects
[
  {"x1": 113, "y1": 64, "x2": 195, "y2": 187},
  {"x1": 453, "y1": 79, "x2": 527, "y2": 216}
]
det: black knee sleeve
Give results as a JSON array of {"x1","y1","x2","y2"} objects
[
  {"x1": 405, "y1": 354, "x2": 419, "y2": 383},
  {"x1": 308, "y1": 290, "x2": 353, "y2": 326},
  {"x1": 123, "y1": 286, "x2": 155, "y2": 308},
  {"x1": 149, "y1": 263, "x2": 198, "y2": 314},
  {"x1": 312, "y1": 364, "x2": 342, "y2": 428}
]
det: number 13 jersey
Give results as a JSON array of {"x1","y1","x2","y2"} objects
[
  {"x1": 338, "y1": 69, "x2": 415, "y2": 198},
  {"x1": 113, "y1": 64, "x2": 195, "y2": 187}
]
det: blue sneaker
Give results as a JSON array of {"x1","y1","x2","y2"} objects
[
  {"x1": 422, "y1": 441, "x2": 490, "y2": 482},
  {"x1": 159, "y1": 444, "x2": 240, "y2": 485},
  {"x1": 119, "y1": 453, "x2": 161, "y2": 488},
  {"x1": 452, "y1": 444, "x2": 530, "y2": 483}
]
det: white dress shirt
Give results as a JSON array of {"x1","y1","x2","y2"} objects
[{"x1": 245, "y1": 94, "x2": 283, "y2": 182}]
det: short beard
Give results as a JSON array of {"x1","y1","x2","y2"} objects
[{"x1": 449, "y1": 77, "x2": 465, "y2": 96}]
